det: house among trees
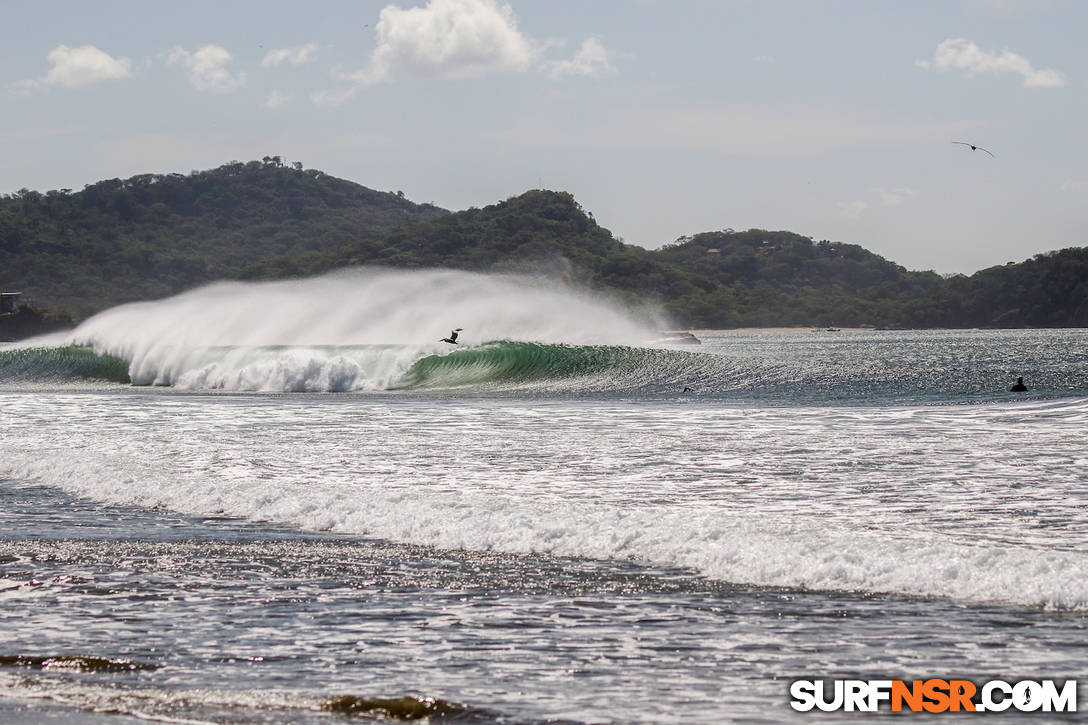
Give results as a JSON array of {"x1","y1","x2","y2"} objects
[{"x1": 1, "y1": 292, "x2": 23, "y2": 314}]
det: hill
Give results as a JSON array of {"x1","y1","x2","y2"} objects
[
  {"x1": 239, "y1": 189, "x2": 716, "y2": 313},
  {"x1": 0, "y1": 158, "x2": 446, "y2": 317},
  {"x1": 936, "y1": 248, "x2": 1088, "y2": 327},
  {"x1": 648, "y1": 230, "x2": 941, "y2": 328},
  {"x1": 242, "y1": 194, "x2": 1088, "y2": 329},
  {"x1": 235, "y1": 193, "x2": 950, "y2": 328},
  {"x1": 2, "y1": 160, "x2": 1086, "y2": 330}
]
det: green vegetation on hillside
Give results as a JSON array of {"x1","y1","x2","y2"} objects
[
  {"x1": 0, "y1": 157, "x2": 445, "y2": 317},
  {"x1": 240, "y1": 189, "x2": 716, "y2": 312},
  {"x1": 650, "y1": 230, "x2": 949, "y2": 328},
  {"x1": 2, "y1": 159, "x2": 1086, "y2": 329},
  {"x1": 934, "y1": 249, "x2": 1088, "y2": 328}
]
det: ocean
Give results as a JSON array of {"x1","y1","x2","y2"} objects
[{"x1": 1, "y1": 269, "x2": 1086, "y2": 723}]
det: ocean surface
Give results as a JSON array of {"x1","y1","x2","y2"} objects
[{"x1": 1, "y1": 271, "x2": 1087, "y2": 723}]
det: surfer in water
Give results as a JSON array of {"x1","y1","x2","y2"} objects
[
  {"x1": 441, "y1": 328, "x2": 462, "y2": 345},
  {"x1": 1010, "y1": 376, "x2": 1027, "y2": 392}
]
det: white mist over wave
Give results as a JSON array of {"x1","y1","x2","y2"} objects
[{"x1": 67, "y1": 268, "x2": 667, "y2": 390}]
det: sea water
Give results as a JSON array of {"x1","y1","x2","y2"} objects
[{"x1": 1, "y1": 269, "x2": 1087, "y2": 723}]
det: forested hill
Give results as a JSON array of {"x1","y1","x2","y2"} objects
[
  {"x1": 2, "y1": 160, "x2": 1087, "y2": 328},
  {"x1": 241, "y1": 191, "x2": 1088, "y2": 329},
  {"x1": 0, "y1": 158, "x2": 447, "y2": 317},
  {"x1": 936, "y1": 248, "x2": 1088, "y2": 328},
  {"x1": 649, "y1": 230, "x2": 946, "y2": 328},
  {"x1": 239, "y1": 189, "x2": 717, "y2": 313}
]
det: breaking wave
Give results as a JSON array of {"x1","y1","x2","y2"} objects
[
  {"x1": 0, "y1": 341, "x2": 715, "y2": 392},
  {"x1": 39, "y1": 267, "x2": 696, "y2": 391},
  {"x1": 0, "y1": 268, "x2": 719, "y2": 392}
]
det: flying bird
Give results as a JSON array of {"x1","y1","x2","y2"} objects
[{"x1": 953, "y1": 141, "x2": 995, "y2": 157}]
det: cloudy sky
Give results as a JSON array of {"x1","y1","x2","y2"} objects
[{"x1": 4, "y1": 0, "x2": 1086, "y2": 273}]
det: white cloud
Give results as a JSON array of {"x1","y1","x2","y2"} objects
[
  {"x1": 311, "y1": 86, "x2": 359, "y2": 107},
  {"x1": 544, "y1": 37, "x2": 615, "y2": 79},
  {"x1": 261, "y1": 43, "x2": 320, "y2": 68},
  {"x1": 877, "y1": 187, "x2": 917, "y2": 206},
  {"x1": 264, "y1": 90, "x2": 291, "y2": 108},
  {"x1": 28, "y1": 45, "x2": 132, "y2": 89},
  {"x1": 916, "y1": 38, "x2": 1065, "y2": 89},
  {"x1": 168, "y1": 45, "x2": 246, "y2": 93},
  {"x1": 838, "y1": 200, "x2": 868, "y2": 220},
  {"x1": 0, "y1": 125, "x2": 79, "y2": 143},
  {"x1": 313, "y1": 0, "x2": 618, "y2": 101},
  {"x1": 1059, "y1": 179, "x2": 1088, "y2": 194},
  {"x1": 13, "y1": 79, "x2": 41, "y2": 95},
  {"x1": 346, "y1": 0, "x2": 536, "y2": 84},
  {"x1": 835, "y1": 188, "x2": 916, "y2": 222}
]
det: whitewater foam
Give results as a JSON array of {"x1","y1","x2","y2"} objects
[
  {"x1": 6, "y1": 441, "x2": 1086, "y2": 610},
  {"x1": 3, "y1": 391, "x2": 1087, "y2": 610}
]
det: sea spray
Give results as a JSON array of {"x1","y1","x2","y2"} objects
[{"x1": 67, "y1": 267, "x2": 669, "y2": 389}]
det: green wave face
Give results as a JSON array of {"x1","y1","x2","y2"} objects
[
  {"x1": 0, "y1": 345, "x2": 131, "y2": 384},
  {"x1": 396, "y1": 341, "x2": 700, "y2": 391}
]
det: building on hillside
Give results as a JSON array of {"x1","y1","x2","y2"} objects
[{"x1": 0, "y1": 292, "x2": 23, "y2": 314}]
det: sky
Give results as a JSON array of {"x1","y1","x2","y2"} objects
[{"x1": 3, "y1": 0, "x2": 1086, "y2": 273}]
